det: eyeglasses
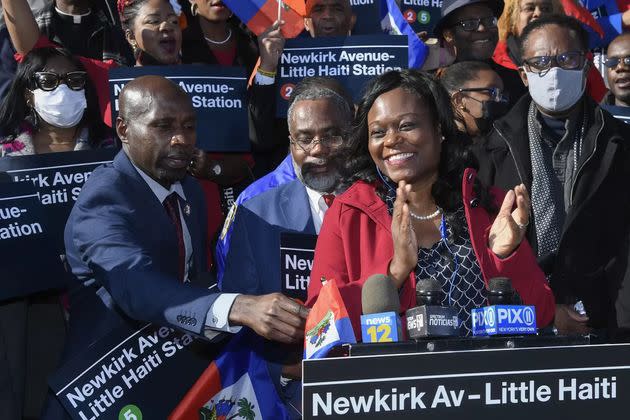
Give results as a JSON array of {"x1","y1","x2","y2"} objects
[
  {"x1": 289, "y1": 135, "x2": 344, "y2": 152},
  {"x1": 523, "y1": 51, "x2": 585, "y2": 74},
  {"x1": 32, "y1": 71, "x2": 87, "y2": 91},
  {"x1": 604, "y1": 56, "x2": 630, "y2": 69},
  {"x1": 458, "y1": 87, "x2": 508, "y2": 102},
  {"x1": 455, "y1": 16, "x2": 498, "y2": 32}
]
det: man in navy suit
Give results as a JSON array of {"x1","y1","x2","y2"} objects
[
  {"x1": 62, "y1": 76, "x2": 308, "y2": 361},
  {"x1": 221, "y1": 77, "x2": 353, "y2": 296},
  {"x1": 219, "y1": 78, "x2": 353, "y2": 417}
]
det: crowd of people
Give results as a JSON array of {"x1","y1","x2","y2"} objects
[{"x1": 1, "y1": 0, "x2": 630, "y2": 418}]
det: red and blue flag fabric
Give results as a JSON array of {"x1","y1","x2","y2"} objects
[
  {"x1": 223, "y1": 0, "x2": 306, "y2": 38},
  {"x1": 304, "y1": 279, "x2": 356, "y2": 359},
  {"x1": 380, "y1": 0, "x2": 429, "y2": 68},
  {"x1": 169, "y1": 330, "x2": 290, "y2": 420}
]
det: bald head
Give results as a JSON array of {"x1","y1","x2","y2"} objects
[
  {"x1": 119, "y1": 75, "x2": 191, "y2": 120},
  {"x1": 116, "y1": 75, "x2": 197, "y2": 188}
]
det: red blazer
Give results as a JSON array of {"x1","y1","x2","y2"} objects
[{"x1": 306, "y1": 169, "x2": 555, "y2": 339}]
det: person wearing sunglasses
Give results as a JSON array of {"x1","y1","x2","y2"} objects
[
  {"x1": 439, "y1": 60, "x2": 510, "y2": 138},
  {"x1": 603, "y1": 32, "x2": 630, "y2": 109},
  {"x1": 476, "y1": 14, "x2": 630, "y2": 339},
  {"x1": 435, "y1": 0, "x2": 529, "y2": 108},
  {"x1": 0, "y1": 47, "x2": 113, "y2": 156},
  {"x1": 0, "y1": 46, "x2": 113, "y2": 420}
]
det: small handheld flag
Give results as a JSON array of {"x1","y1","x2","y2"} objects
[
  {"x1": 304, "y1": 279, "x2": 356, "y2": 359},
  {"x1": 223, "y1": 0, "x2": 306, "y2": 38}
]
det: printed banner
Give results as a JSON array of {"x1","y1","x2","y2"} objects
[
  {"x1": 276, "y1": 34, "x2": 408, "y2": 116},
  {"x1": 280, "y1": 232, "x2": 317, "y2": 302},
  {"x1": 108, "y1": 65, "x2": 250, "y2": 152},
  {"x1": 0, "y1": 181, "x2": 66, "y2": 299},
  {"x1": 351, "y1": 0, "x2": 384, "y2": 34},
  {"x1": 303, "y1": 342, "x2": 630, "y2": 419},
  {"x1": 49, "y1": 323, "x2": 226, "y2": 420},
  {"x1": 0, "y1": 149, "x2": 116, "y2": 298},
  {"x1": 0, "y1": 149, "x2": 116, "y2": 250},
  {"x1": 398, "y1": 0, "x2": 443, "y2": 35}
]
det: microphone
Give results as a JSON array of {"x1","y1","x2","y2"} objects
[
  {"x1": 472, "y1": 277, "x2": 537, "y2": 336},
  {"x1": 405, "y1": 277, "x2": 460, "y2": 339},
  {"x1": 360, "y1": 274, "x2": 403, "y2": 343}
]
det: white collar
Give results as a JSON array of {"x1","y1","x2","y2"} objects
[
  {"x1": 131, "y1": 161, "x2": 186, "y2": 204},
  {"x1": 304, "y1": 185, "x2": 329, "y2": 211},
  {"x1": 54, "y1": 6, "x2": 91, "y2": 24}
]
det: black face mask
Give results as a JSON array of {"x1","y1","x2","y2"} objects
[{"x1": 475, "y1": 100, "x2": 510, "y2": 134}]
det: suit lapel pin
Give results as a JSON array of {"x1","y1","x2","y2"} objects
[{"x1": 184, "y1": 203, "x2": 191, "y2": 216}]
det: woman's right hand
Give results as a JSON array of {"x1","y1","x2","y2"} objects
[{"x1": 388, "y1": 181, "x2": 418, "y2": 287}]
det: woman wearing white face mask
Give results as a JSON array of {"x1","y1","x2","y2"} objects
[{"x1": 0, "y1": 47, "x2": 113, "y2": 156}]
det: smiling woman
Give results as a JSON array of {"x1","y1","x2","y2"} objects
[{"x1": 306, "y1": 70, "x2": 556, "y2": 339}]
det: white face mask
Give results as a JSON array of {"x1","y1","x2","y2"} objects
[
  {"x1": 525, "y1": 66, "x2": 586, "y2": 113},
  {"x1": 32, "y1": 84, "x2": 87, "y2": 128}
]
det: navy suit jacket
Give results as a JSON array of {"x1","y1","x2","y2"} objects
[
  {"x1": 63, "y1": 150, "x2": 219, "y2": 356},
  {"x1": 221, "y1": 179, "x2": 316, "y2": 295}
]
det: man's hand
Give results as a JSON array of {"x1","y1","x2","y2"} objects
[
  {"x1": 228, "y1": 294, "x2": 309, "y2": 344},
  {"x1": 258, "y1": 20, "x2": 285, "y2": 73},
  {"x1": 554, "y1": 304, "x2": 592, "y2": 335}
]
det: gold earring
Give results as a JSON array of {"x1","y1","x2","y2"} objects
[{"x1": 191, "y1": 2, "x2": 198, "y2": 16}]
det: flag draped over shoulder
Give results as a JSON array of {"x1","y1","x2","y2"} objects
[
  {"x1": 169, "y1": 330, "x2": 290, "y2": 420},
  {"x1": 223, "y1": 0, "x2": 305, "y2": 38},
  {"x1": 380, "y1": 0, "x2": 429, "y2": 69},
  {"x1": 304, "y1": 280, "x2": 356, "y2": 360}
]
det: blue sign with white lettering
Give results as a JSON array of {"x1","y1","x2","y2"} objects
[
  {"x1": 108, "y1": 65, "x2": 250, "y2": 152},
  {"x1": 276, "y1": 34, "x2": 408, "y2": 117},
  {"x1": 472, "y1": 305, "x2": 537, "y2": 336}
]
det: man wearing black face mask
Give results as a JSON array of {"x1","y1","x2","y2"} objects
[
  {"x1": 476, "y1": 15, "x2": 630, "y2": 340},
  {"x1": 440, "y1": 60, "x2": 510, "y2": 138}
]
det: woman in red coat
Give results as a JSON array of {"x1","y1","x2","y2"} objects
[{"x1": 306, "y1": 70, "x2": 555, "y2": 339}]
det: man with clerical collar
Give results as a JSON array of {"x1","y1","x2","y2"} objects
[
  {"x1": 475, "y1": 14, "x2": 630, "y2": 339},
  {"x1": 34, "y1": 0, "x2": 130, "y2": 64}
]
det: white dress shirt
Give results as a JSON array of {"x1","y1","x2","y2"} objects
[
  {"x1": 132, "y1": 164, "x2": 240, "y2": 334},
  {"x1": 305, "y1": 186, "x2": 332, "y2": 234}
]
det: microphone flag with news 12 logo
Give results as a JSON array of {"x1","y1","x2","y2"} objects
[{"x1": 304, "y1": 279, "x2": 356, "y2": 359}]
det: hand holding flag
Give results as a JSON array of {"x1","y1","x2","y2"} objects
[{"x1": 223, "y1": 0, "x2": 306, "y2": 38}]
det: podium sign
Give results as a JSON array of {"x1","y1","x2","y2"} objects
[{"x1": 303, "y1": 343, "x2": 630, "y2": 419}]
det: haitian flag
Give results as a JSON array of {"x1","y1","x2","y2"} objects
[
  {"x1": 304, "y1": 279, "x2": 356, "y2": 359},
  {"x1": 169, "y1": 329, "x2": 290, "y2": 420},
  {"x1": 223, "y1": 0, "x2": 305, "y2": 38},
  {"x1": 381, "y1": 0, "x2": 429, "y2": 69}
]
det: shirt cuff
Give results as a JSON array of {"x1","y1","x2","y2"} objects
[
  {"x1": 254, "y1": 72, "x2": 275, "y2": 85},
  {"x1": 205, "y1": 293, "x2": 242, "y2": 333}
]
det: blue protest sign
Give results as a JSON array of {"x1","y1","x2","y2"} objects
[
  {"x1": 49, "y1": 323, "x2": 226, "y2": 420},
  {"x1": 0, "y1": 180, "x2": 67, "y2": 298},
  {"x1": 398, "y1": 0, "x2": 444, "y2": 35},
  {"x1": 108, "y1": 65, "x2": 250, "y2": 152},
  {"x1": 350, "y1": 0, "x2": 384, "y2": 34},
  {"x1": 276, "y1": 34, "x2": 408, "y2": 116}
]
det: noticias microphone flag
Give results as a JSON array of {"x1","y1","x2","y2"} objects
[
  {"x1": 304, "y1": 279, "x2": 356, "y2": 359},
  {"x1": 380, "y1": 0, "x2": 429, "y2": 69},
  {"x1": 223, "y1": 0, "x2": 305, "y2": 38},
  {"x1": 169, "y1": 330, "x2": 290, "y2": 420}
]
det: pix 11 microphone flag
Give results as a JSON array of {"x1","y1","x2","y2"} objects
[
  {"x1": 304, "y1": 279, "x2": 356, "y2": 359},
  {"x1": 169, "y1": 330, "x2": 290, "y2": 420},
  {"x1": 223, "y1": 0, "x2": 306, "y2": 38}
]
